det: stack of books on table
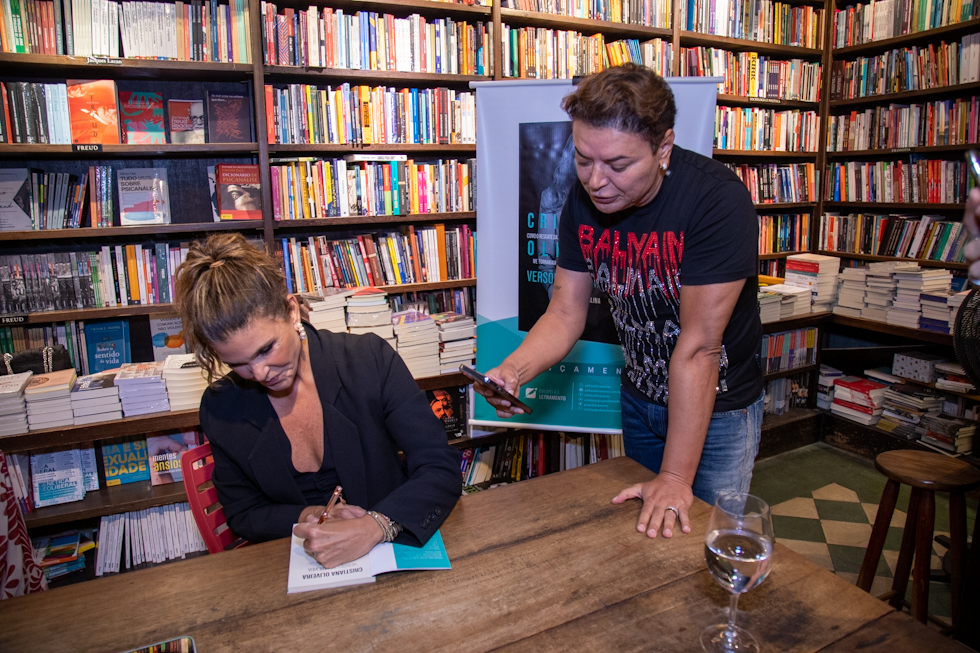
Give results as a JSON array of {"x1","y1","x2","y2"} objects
[
  {"x1": 304, "y1": 289, "x2": 354, "y2": 333},
  {"x1": 0, "y1": 372, "x2": 33, "y2": 436},
  {"x1": 392, "y1": 310, "x2": 440, "y2": 379},
  {"x1": 920, "y1": 291, "x2": 954, "y2": 334},
  {"x1": 886, "y1": 268, "x2": 952, "y2": 329},
  {"x1": 115, "y1": 362, "x2": 170, "y2": 417},
  {"x1": 877, "y1": 382, "x2": 944, "y2": 440},
  {"x1": 785, "y1": 253, "x2": 840, "y2": 313},
  {"x1": 25, "y1": 369, "x2": 78, "y2": 431},
  {"x1": 761, "y1": 284, "x2": 811, "y2": 318},
  {"x1": 917, "y1": 413, "x2": 975, "y2": 455},
  {"x1": 70, "y1": 372, "x2": 122, "y2": 425},
  {"x1": 758, "y1": 290, "x2": 782, "y2": 323},
  {"x1": 831, "y1": 375, "x2": 887, "y2": 426},
  {"x1": 948, "y1": 290, "x2": 971, "y2": 334},
  {"x1": 432, "y1": 312, "x2": 476, "y2": 374},
  {"x1": 162, "y1": 354, "x2": 210, "y2": 411},
  {"x1": 346, "y1": 289, "x2": 394, "y2": 344},
  {"x1": 833, "y1": 267, "x2": 868, "y2": 318},
  {"x1": 816, "y1": 364, "x2": 843, "y2": 410},
  {"x1": 934, "y1": 362, "x2": 976, "y2": 394}
]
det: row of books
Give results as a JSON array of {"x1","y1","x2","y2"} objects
[
  {"x1": 823, "y1": 158, "x2": 975, "y2": 204},
  {"x1": 260, "y1": 5, "x2": 491, "y2": 76},
  {"x1": 759, "y1": 326, "x2": 818, "y2": 374},
  {"x1": 763, "y1": 371, "x2": 810, "y2": 416},
  {"x1": 270, "y1": 156, "x2": 475, "y2": 221},
  {"x1": 278, "y1": 225, "x2": 473, "y2": 292},
  {"x1": 0, "y1": 0, "x2": 251, "y2": 61},
  {"x1": 0, "y1": 242, "x2": 190, "y2": 315},
  {"x1": 831, "y1": 0, "x2": 979, "y2": 48},
  {"x1": 0, "y1": 80, "x2": 253, "y2": 145},
  {"x1": 96, "y1": 502, "x2": 208, "y2": 577},
  {"x1": 264, "y1": 83, "x2": 475, "y2": 145},
  {"x1": 758, "y1": 213, "x2": 811, "y2": 255},
  {"x1": 637, "y1": 37, "x2": 671, "y2": 77},
  {"x1": 499, "y1": 25, "x2": 608, "y2": 79},
  {"x1": 461, "y1": 431, "x2": 626, "y2": 488},
  {"x1": 679, "y1": 48, "x2": 822, "y2": 102},
  {"x1": 818, "y1": 212, "x2": 972, "y2": 263},
  {"x1": 714, "y1": 106, "x2": 821, "y2": 152},
  {"x1": 831, "y1": 262, "x2": 954, "y2": 327},
  {"x1": 828, "y1": 35, "x2": 980, "y2": 102},
  {"x1": 387, "y1": 286, "x2": 474, "y2": 319},
  {"x1": 679, "y1": 0, "x2": 824, "y2": 48},
  {"x1": 759, "y1": 258, "x2": 787, "y2": 277},
  {"x1": 826, "y1": 96, "x2": 980, "y2": 152},
  {"x1": 499, "y1": 0, "x2": 672, "y2": 27},
  {"x1": 725, "y1": 162, "x2": 819, "y2": 204}
]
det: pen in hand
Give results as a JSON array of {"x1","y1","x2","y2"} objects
[{"x1": 318, "y1": 486, "x2": 344, "y2": 525}]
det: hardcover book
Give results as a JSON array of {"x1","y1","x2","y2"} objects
[
  {"x1": 118, "y1": 91, "x2": 165, "y2": 145},
  {"x1": 146, "y1": 431, "x2": 201, "y2": 485},
  {"x1": 206, "y1": 91, "x2": 253, "y2": 143},
  {"x1": 100, "y1": 437, "x2": 150, "y2": 486},
  {"x1": 66, "y1": 79, "x2": 120, "y2": 144},
  {"x1": 116, "y1": 168, "x2": 171, "y2": 225},
  {"x1": 84, "y1": 319, "x2": 132, "y2": 373},
  {"x1": 216, "y1": 164, "x2": 262, "y2": 220},
  {"x1": 0, "y1": 169, "x2": 34, "y2": 231},
  {"x1": 168, "y1": 99, "x2": 205, "y2": 144}
]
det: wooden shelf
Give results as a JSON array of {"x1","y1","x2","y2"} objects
[
  {"x1": 824, "y1": 144, "x2": 979, "y2": 159},
  {"x1": 713, "y1": 149, "x2": 819, "y2": 159},
  {"x1": 762, "y1": 313, "x2": 827, "y2": 333},
  {"x1": 0, "y1": 143, "x2": 259, "y2": 159},
  {"x1": 759, "y1": 250, "x2": 809, "y2": 260},
  {"x1": 24, "y1": 481, "x2": 188, "y2": 529},
  {"x1": 828, "y1": 81, "x2": 980, "y2": 109},
  {"x1": 816, "y1": 250, "x2": 968, "y2": 270},
  {"x1": 417, "y1": 371, "x2": 471, "y2": 392},
  {"x1": 755, "y1": 203, "x2": 816, "y2": 211},
  {"x1": 273, "y1": 212, "x2": 474, "y2": 230},
  {"x1": 679, "y1": 31, "x2": 824, "y2": 59},
  {"x1": 269, "y1": 143, "x2": 476, "y2": 154},
  {"x1": 300, "y1": 0, "x2": 492, "y2": 17},
  {"x1": 378, "y1": 278, "x2": 476, "y2": 293},
  {"x1": 822, "y1": 201, "x2": 966, "y2": 211},
  {"x1": 831, "y1": 17, "x2": 980, "y2": 58},
  {"x1": 895, "y1": 376, "x2": 980, "y2": 403},
  {"x1": 761, "y1": 407, "x2": 822, "y2": 431},
  {"x1": 499, "y1": 9, "x2": 671, "y2": 39},
  {"x1": 829, "y1": 315, "x2": 954, "y2": 346},
  {"x1": 0, "y1": 221, "x2": 264, "y2": 242},
  {"x1": 14, "y1": 303, "x2": 178, "y2": 324},
  {"x1": 764, "y1": 364, "x2": 818, "y2": 380},
  {"x1": 0, "y1": 410, "x2": 201, "y2": 454},
  {"x1": 0, "y1": 53, "x2": 253, "y2": 80},
  {"x1": 264, "y1": 65, "x2": 487, "y2": 85},
  {"x1": 716, "y1": 94, "x2": 820, "y2": 109}
]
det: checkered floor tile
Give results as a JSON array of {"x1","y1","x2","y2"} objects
[{"x1": 750, "y1": 444, "x2": 978, "y2": 624}]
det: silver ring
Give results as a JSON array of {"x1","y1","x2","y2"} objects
[{"x1": 665, "y1": 506, "x2": 680, "y2": 517}]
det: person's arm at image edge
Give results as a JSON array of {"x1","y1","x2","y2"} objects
[
  {"x1": 481, "y1": 265, "x2": 594, "y2": 417},
  {"x1": 612, "y1": 279, "x2": 744, "y2": 538}
]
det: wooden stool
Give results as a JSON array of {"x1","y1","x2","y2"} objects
[{"x1": 857, "y1": 450, "x2": 980, "y2": 626}]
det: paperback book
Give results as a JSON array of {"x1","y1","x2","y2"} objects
[
  {"x1": 149, "y1": 316, "x2": 186, "y2": 361},
  {"x1": 168, "y1": 99, "x2": 205, "y2": 144},
  {"x1": 146, "y1": 431, "x2": 201, "y2": 485},
  {"x1": 216, "y1": 164, "x2": 262, "y2": 220},
  {"x1": 116, "y1": 168, "x2": 171, "y2": 225},
  {"x1": 118, "y1": 91, "x2": 165, "y2": 145},
  {"x1": 0, "y1": 169, "x2": 33, "y2": 231},
  {"x1": 206, "y1": 91, "x2": 253, "y2": 143},
  {"x1": 100, "y1": 437, "x2": 150, "y2": 486},
  {"x1": 84, "y1": 319, "x2": 131, "y2": 372},
  {"x1": 66, "y1": 79, "x2": 120, "y2": 144}
]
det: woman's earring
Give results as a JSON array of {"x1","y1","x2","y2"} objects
[
  {"x1": 660, "y1": 162, "x2": 670, "y2": 176},
  {"x1": 295, "y1": 322, "x2": 307, "y2": 341}
]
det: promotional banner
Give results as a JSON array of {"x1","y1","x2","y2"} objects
[{"x1": 473, "y1": 77, "x2": 722, "y2": 432}]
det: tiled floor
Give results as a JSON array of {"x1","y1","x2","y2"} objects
[{"x1": 750, "y1": 442, "x2": 978, "y2": 623}]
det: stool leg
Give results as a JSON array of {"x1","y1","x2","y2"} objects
[
  {"x1": 858, "y1": 479, "x2": 900, "y2": 592},
  {"x1": 912, "y1": 490, "x2": 935, "y2": 624},
  {"x1": 890, "y1": 487, "x2": 921, "y2": 610},
  {"x1": 949, "y1": 491, "x2": 967, "y2": 628}
]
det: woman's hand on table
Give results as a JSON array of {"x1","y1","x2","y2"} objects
[
  {"x1": 293, "y1": 511, "x2": 385, "y2": 569},
  {"x1": 612, "y1": 472, "x2": 694, "y2": 539}
]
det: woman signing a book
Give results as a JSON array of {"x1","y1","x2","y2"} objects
[{"x1": 175, "y1": 233, "x2": 461, "y2": 568}]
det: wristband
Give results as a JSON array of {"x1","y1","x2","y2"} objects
[{"x1": 366, "y1": 510, "x2": 402, "y2": 542}]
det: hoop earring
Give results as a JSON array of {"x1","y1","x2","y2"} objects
[{"x1": 295, "y1": 322, "x2": 307, "y2": 341}]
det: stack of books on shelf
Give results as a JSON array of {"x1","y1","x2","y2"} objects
[
  {"x1": 886, "y1": 268, "x2": 952, "y2": 329},
  {"x1": 949, "y1": 290, "x2": 971, "y2": 334},
  {"x1": 303, "y1": 290, "x2": 354, "y2": 333},
  {"x1": 784, "y1": 253, "x2": 840, "y2": 313},
  {"x1": 917, "y1": 414, "x2": 976, "y2": 456},
  {"x1": 877, "y1": 381, "x2": 945, "y2": 441},
  {"x1": 833, "y1": 266, "x2": 868, "y2": 318},
  {"x1": 0, "y1": 371, "x2": 32, "y2": 436},
  {"x1": 30, "y1": 447, "x2": 99, "y2": 508},
  {"x1": 861, "y1": 262, "x2": 913, "y2": 322},
  {"x1": 70, "y1": 372, "x2": 122, "y2": 425},
  {"x1": 346, "y1": 289, "x2": 394, "y2": 342},
  {"x1": 25, "y1": 368, "x2": 77, "y2": 431},
  {"x1": 32, "y1": 532, "x2": 96, "y2": 582},
  {"x1": 162, "y1": 355, "x2": 210, "y2": 412},
  {"x1": 934, "y1": 362, "x2": 977, "y2": 394},
  {"x1": 816, "y1": 365, "x2": 844, "y2": 410},
  {"x1": 758, "y1": 290, "x2": 783, "y2": 323},
  {"x1": 761, "y1": 284, "x2": 811, "y2": 318},
  {"x1": 115, "y1": 362, "x2": 170, "y2": 417},
  {"x1": 432, "y1": 312, "x2": 476, "y2": 375},
  {"x1": 920, "y1": 290, "x2": 955, "y2": 334},
  {"x1": 392, "y1": 311, "x2": 440, "y2": 379},
  {"x1": 831, "y1": 375, "x2": 888, "y2": 426}
]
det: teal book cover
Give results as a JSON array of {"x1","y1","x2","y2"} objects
[
  {"x1": 100, "y1": 437, "x2": 150, "y2": 486},
  {"x1": 84, "y1": 319, "x2": 132, "y2": 372}
]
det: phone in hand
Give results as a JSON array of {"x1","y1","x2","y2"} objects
[{"x1": 459, "y1": 365, "x2": 533, "y2": 415}]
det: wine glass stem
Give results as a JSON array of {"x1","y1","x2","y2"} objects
[{"x1": 725, "y1": 593, "x2": 741, "y2": 640}]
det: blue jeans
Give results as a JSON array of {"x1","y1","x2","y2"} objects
[{"x1": 620, "y1": 388, "x2": 764, "y2": 506}]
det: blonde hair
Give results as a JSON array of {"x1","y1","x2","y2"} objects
[{"x1": 175, "y1": 233, "x2": 290, "y2": 381}]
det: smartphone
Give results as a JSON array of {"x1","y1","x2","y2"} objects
[{"x1": 459, "y1": 365, "x2": 533, "y2": 414}]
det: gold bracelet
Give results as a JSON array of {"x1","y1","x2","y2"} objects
[{"x1": 366, "y1": 510, "x2": 401, "y2": 543}]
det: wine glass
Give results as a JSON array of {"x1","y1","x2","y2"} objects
[{"x1": 701, "y1": 492, "x2": 774, "y2": 653}]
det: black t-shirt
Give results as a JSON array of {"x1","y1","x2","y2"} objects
[{"x1": 557, "y1": 145, "x2": 763, "y2": 411}]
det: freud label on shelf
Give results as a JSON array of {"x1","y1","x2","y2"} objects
[
  {"x1": 73, "y1": 144, "x2": 103, "y2": 152},
  {"x1": 0, "y1": 315, "x2": 27, "y2": 325}
]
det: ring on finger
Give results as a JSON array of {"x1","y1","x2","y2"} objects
[{"x1": 664, "y1": 506, "x2": 680, "y2": 517}]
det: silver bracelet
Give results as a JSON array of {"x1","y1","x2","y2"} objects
[{"x1": 366, "y1": 510, "x2": 402, "y2": 543}]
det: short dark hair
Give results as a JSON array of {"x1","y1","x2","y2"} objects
[{"x1": 562, "y1": 63, "x2": 676, "y2": 150}]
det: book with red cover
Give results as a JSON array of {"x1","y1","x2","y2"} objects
[
  {"x1": 168, "y1": 99, "x2": 205, "y2": 144},
  {"x1": 205, "y1": 91, "x2": 253, "y2": 143},
  {"x1": 215, "y1": 164, "x2": 262, "y2": 220},
  {"x1": 118, "y1": 91, "x2": 165, "y2": 144},
  {"x1": 832, "y1": 398, "x2": 883, "y2": 416},
  {"x1": 833, "y1": 375, "x2": 888, "y2": 398},
  {"x1": 66, "y1": 80, "x2": 121, "y2": 144}
]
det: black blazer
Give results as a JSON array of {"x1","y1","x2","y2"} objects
[{"x1": 199, "y1": 323, "x2": 462, "y2": 545}]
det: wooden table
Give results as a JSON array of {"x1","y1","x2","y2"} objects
[{"x1": 0, "y1": 458, "x2": 969, "y2": 652}]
